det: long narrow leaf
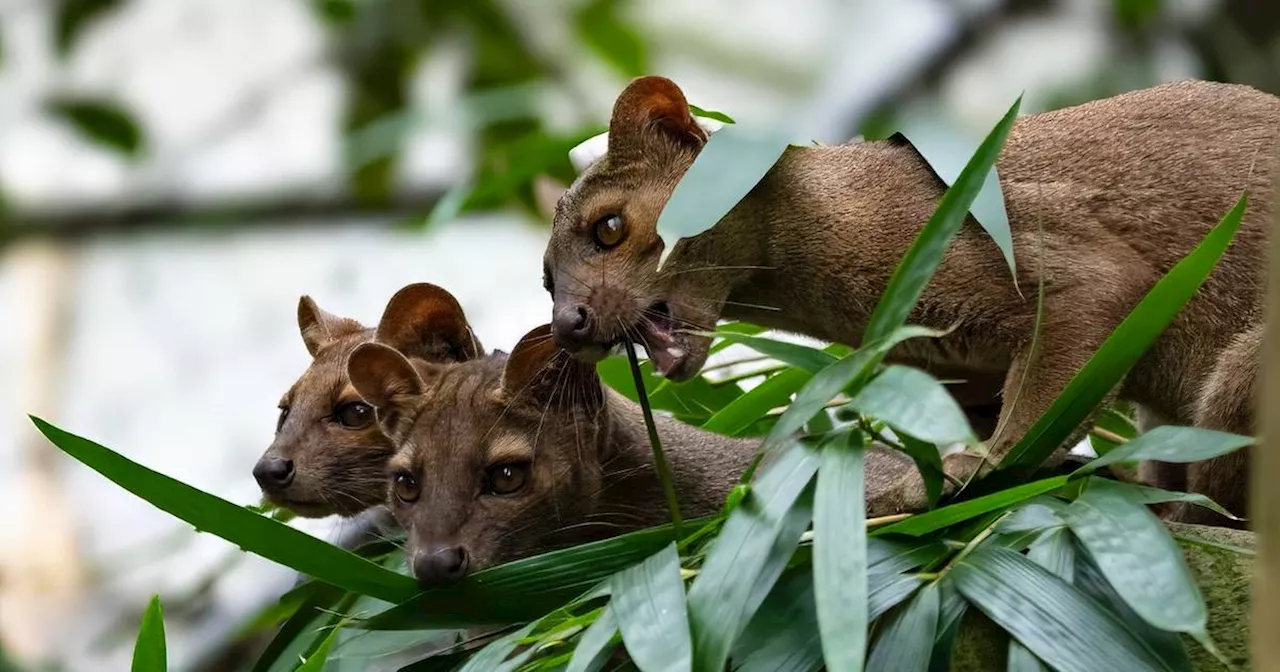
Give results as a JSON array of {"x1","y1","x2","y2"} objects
[
  {"x1": 814, "y1": 431, "x2": 869, "y2": 672},
  {"x1": 686, "y1": 440, "x2": 819, "y2": 672},
  {"x1": 952, "y1": 545, "x2": 1172, "y2": 672},
  {"x1": 849, "y1": 366, "x2": 975, "y2": 444},
  {"x1": 358, "y1": 519, "x2": 709, "y2": 630},
  {"x1": 927, "y1": 579, "x2": 968, "y2": 672},
  {"x1": 1007, "y1": 529, "x2": 1075, "y2": 672},
  {"x1": 131, "y1": 595, "x2": 166, "y2": 672},
  {"x1": 1120, "y1": 483, "x2": 1241, "y2": 521},
  {"x1": 1073, "y1": 551, "x2": 1192, "y2": 671},
  {"x1": 701, "y1": 368, "x2": 812, "y2": 436},
  {"x1": 863, "y1": 96, "x2": 1022, "y2": 344},
  {"x1": 874, "y1": 476, "x2": 1068, "y2": 537},
  {"x1": 31, "y1": 418, "x2": 418, "y2": 603},
  {"x1": 296, "y1": 618, "x2": 348, "y2": 672},
  {"x1": 732, "y1": 568, "x2": 822, "y2": 672},
  {"x1": 762, "y1": 326, "x2": 945, "y2": 454},
  {"x1": 999, "y1": 195, "x2": 1248, "y2": 470},
  {"x1": 869, "y1": 574, "x2": 927, "y2": 621},
  {"x1": 610, "y1": 543, "x2": 691, "y2": 672},
  {"x1": 566, "y1": 607, "x2": 618, "y2": 672},
  {"x1": 1073, "y1": 426, "x2": 1254, "y2": 477},
  {"x1": 700, "y1": 332, "x2": 840, "y2": 373},
  {"x1": 865, "y1": 582, "x2": 939, "y2": 672},
  {"x1": 458, "y1": 624, "x2": 536, "y2": 672},
  {"x1": 1060, "y1": 479, "x2": 1207, "y2": 638}
]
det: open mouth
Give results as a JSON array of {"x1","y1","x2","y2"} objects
[{"x1": 634, "y1": 301, "x2": 689, "y2": 378}]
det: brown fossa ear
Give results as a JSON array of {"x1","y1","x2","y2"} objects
[
  {"x1": 298, "y1": 296, "x2": 365, "y2": 358},
  {"x1": 347, "y1": 342, "x2": 426, "y2": 413},
  {"x1": 608, "y1": 75, "x2": 707, "y2": 156},
  {"x1": 375, "y1": 283, "x2": 483, "y2": 362},
  {"x1": 501, "y1": 324, "x2": 602, "y2": 408}
]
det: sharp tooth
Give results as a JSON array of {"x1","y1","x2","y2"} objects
[{"x1": 668, "y1": 347, "x2": 685, "y2": 359}]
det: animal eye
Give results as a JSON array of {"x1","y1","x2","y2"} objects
[
  {"x1": 486, "y1": 462, "x2": 530, "y2": 496},
  {"x1": 276, "y1": 406, "x2": 290, "y2": 433},
  {"x1": 393, "y1": 472, "x2": 420, "y2": 503},
  {"x1": 542, "y1": 260, "x2": 555, "y2": 295},
  {"x1": 334, "y1": 401, "x2": 374, "y2": 429},
  {"x1": 592, "y1": 214, "x2": 626, "y2": 248}
]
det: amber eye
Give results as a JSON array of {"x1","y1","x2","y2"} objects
[
  {"x1": 393, "y1": 473, "x2": 420, "y2": 503},
  {"x1": 592, "y1": 214, "x2": 625, "y2": 248},
  {"x1": 486, "y1": 463, "x2": 530, "y2": 496},
  {"x1": 334, "y1": 401, "x2": 374, "y2": 429},
  {"x1": 542, "y1": 260, "x2": 555, "y2": 295},
  {"x1": 275, "y1": 406, "x2": 289, "y2": 433}
]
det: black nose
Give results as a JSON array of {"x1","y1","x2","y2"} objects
[
  {"x1": 412, "y1": 545, "x2": 470, "y2": 586},
  {"x1": 253, "y1": 457, "x2": 294, "y2": 490},
  {"x1": 552, "y1": 302, "x2": 594, "y2": 349}
]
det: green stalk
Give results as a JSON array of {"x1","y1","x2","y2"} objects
[{"x1": 624, "y1": 341, "x2": 684, "y2": 536}]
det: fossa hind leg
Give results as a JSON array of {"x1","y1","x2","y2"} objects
[{"x1": 1172, "y1": 324, "x2": 1261, "y2": 527}]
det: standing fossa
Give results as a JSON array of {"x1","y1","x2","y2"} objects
[
  {"x1": 347, "y1": 322, "x2": 922, "y2": 586},
  {"x1": 541, "y1": 76, "x2": 1280, "y2": 526},
  {"x1": 254, "y1": 283, "x2": 484, "y2": 523}
]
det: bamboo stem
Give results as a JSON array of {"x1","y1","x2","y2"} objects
[
  {"x1": 624, "y1": 342, "x2": 684, "y2": 536},
  {"x1": 1254, "y1": 174, "x2": 1280, "y2": 671}
]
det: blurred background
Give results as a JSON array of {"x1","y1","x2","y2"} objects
[{"x1": 1, "y1": 0, "x2": 1277, "y2": 669}]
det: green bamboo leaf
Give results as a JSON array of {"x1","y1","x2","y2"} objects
[
  {"x1": 687, "y1": 104, "x2": 736, "y2": 125},
  {"x1": 952, "y1": 545, "x2": 1171, "y2": 672},
  {"x1": 359, "y1": 518, "x2": 707, "y2": 630},
  {"x1": 1060, "y1": 478, "x2": 1207, "y2": 638},
  {"x1": 927, "y1": 579, "x2": 968, "y2": 672},
  {"x1": 296, "y1": 617, "x2": 348, "y2": 672},
  {"x1": 813, "y1": 431, "x2": 869, "y2": 672},
  {"x1": 45, "y1": 95, "x2": 145, "y2": 158},
  {"x1": 869, "y1": 574, "x2": 927, "y2": 621},
  {"x1": 863, "y1": 95, "x2": 1022, "y2": 344},
  {"x1": 893, "y1": 114, "x2": 1015, "y2": 278},
  {"x1": 686, "y1": 441, "x2": 819, "y2": 672},
  {"x1": 53, "y1": 0, "x2": 124, "y2": 57},
  {"x1": 131, "y1": 595, "x2": 166, "y2": 672},
  {"x1": 996, "y1": 501, "x2": 1066, "y2": 535},
  {"x1": 610, "y1": 543, "x2": 691, "y2": 672},
  {"x1": 573, "y1": 0, "x2": 648, "y2": 77},
  {"x1": 875, "y1": 476, "x2": 1069, "y2": 537},
  {"x1": 459, "y1": 623, "x2": 537, "y2": 672},
  {"x1": 999, "y1": 195, "x2": 1248, "y2": 471},
  {"x1": 1007, "y1": 529, "x2": 1075, "y2": 672},
  {"x1": 701, "y1": 331, "x2": 842, "y2": 373},
  {"x1": 596, "y1": 356, "x2": 742, "y2": 422},
  {"x1": 1073, "y1": 551, "x2": 1193, "y2": 671},
  {"x1": 30, "y1": 417, "x2": 418, "y2": 603},
  {"x1": 762, "y1": 326, "x2": 946, "y2": 455},
  {"x1": 252, "y1": 584, "x2": 349, "y2": 672},
  {"x1": 1119, "y1": 483, "x2": 1241, "y2": 521},
  {"x1": 866, "y1": 582, "x2": 939, "y2": 672},
  {"x1": 732, "y1": 567, "x2": 821, "y2": 672},
  {"x1": 849, "y1": 366, "x2": 975, "y2": 444},
  {"x1": 1073, "y1": 426, "x2": 1254, "y2": 477},
  {"x1": 655, "y1": 126, "x2": 792, "y2": 268},
  {"x1": 567, "y1": 607, "x2": 618, "y2": 672},
  {"x1": 867, "y1": 539, "x2": 949, "y2": 578},
  {"x1": 701, "y1": 368, "x2": 811, "y2": 436}
]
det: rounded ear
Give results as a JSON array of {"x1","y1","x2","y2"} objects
[
  {"x1": 298, "y1": 296, "x2": 365, "y2": 358},
  {"x1": 608, "y1": 76, "x2": 708, "y2": 157},
  {"x1": 375, "y1": 283, "x2": 483, "y2": 363},
  {"x1": 347, "y1": 342, "x2": 426, "y2": 412},
  {"x1": 501, "y1": 324, "x2": 602, "y2": 408}
]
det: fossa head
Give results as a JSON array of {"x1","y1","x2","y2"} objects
[
  {"x1": 255, "y1": 283, "x2": 482, "y2": 517},
  {"x1": 542, "y1": 75, "x2": 755, "y2": 381},
  {"x1": 348, "y1": 324, "x2": 612, "y2": 586}
]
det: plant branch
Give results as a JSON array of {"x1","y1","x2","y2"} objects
[{"x1": 625, "y1": 341, "x2": 683, "y2": 536}]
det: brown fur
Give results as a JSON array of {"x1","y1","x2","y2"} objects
[
  {"x1": 543, "y1": 76, "x2": 1280, "y2": 526},
  {"x1": 348, "y1": 323, "x2": 922, "y2": 585},
  {"x1": 255, "y1": 284, "x2": 483, "y2": 518}
]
